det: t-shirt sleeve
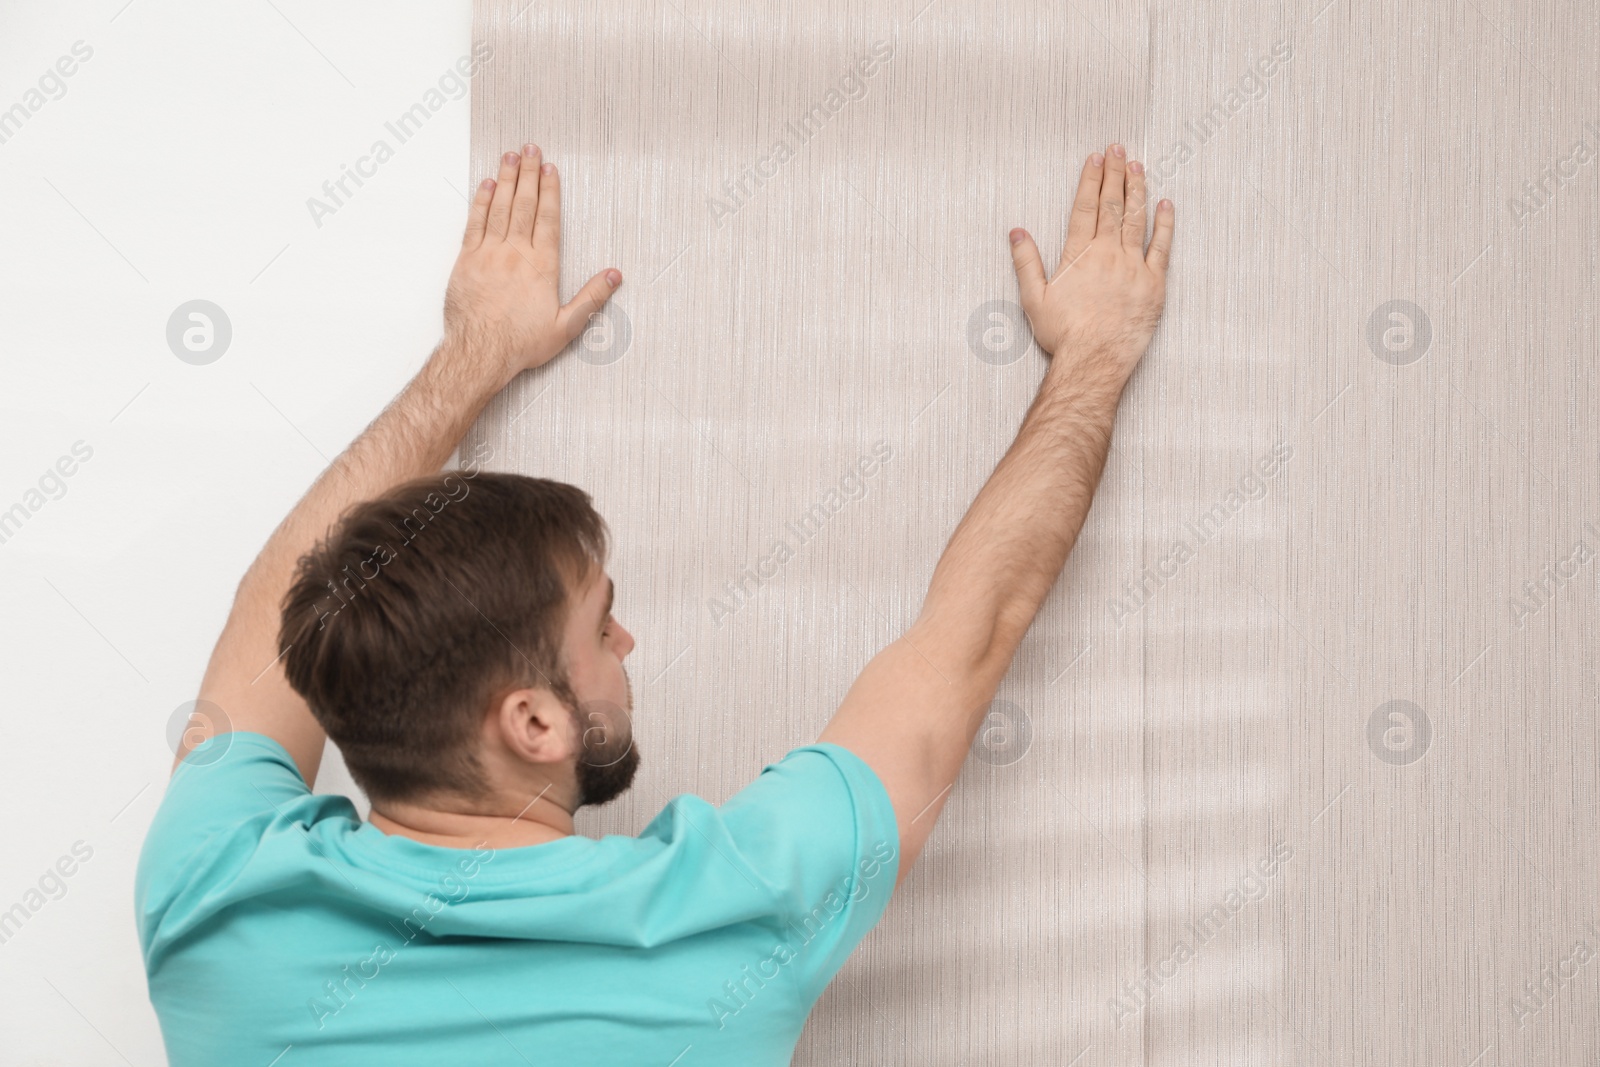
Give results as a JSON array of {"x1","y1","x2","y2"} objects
[
  {"x1": 134, "y1": 731, "x2": 341, "y2": 966},
  {"x1": 716, "y1": 741, "x2": 901, "y2": 1006}
]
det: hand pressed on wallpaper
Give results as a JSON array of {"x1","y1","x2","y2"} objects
[
  {"x1": 1008, "y1": 142, "x2": 1173, "y2": 385},
  {"x1": 444, "y1": 143, "x2": 623, "y2": 389}
]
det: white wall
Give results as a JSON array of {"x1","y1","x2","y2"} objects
[{"x1": 0, "y1": 3, "x2": 471, "y2": 1062}]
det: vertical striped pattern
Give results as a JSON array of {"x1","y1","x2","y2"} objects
[{"x1": 469, "y1": 1, "x2": 1598, "y2": 1062}]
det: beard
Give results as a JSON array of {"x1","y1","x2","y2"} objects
[{"x1": 571, "y1": 665, "x2": 639, "y2": 809}]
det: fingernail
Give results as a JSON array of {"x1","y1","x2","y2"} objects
[
  {"x1": 1091, "y1": 153, "x2": 1104, "y2": 167},
  {"x1": 1130, "y1": 160, "x2": 1143, "y2": 175},
  {"x1": 1111, "y1": 144, "x2": 1125, "y2": 159},
  {"x1": 542, "y1": 162, "x2": 554, "y2": 175},
  {"x1": 523, "y1": 143, "x2": 537, "y2": 157},
  {"x1": 503, "y1": 151, "x2": 519, "y2": 165},
  {"x1": 606, "y1": 269, "x2": 622, "y2": 287},
  {"x1": 479, "y1": 178, "x2": 495, "y2": 192},
  {"x1": 1009, "y1": 228, "x2": 1026, "y2": 246},
  {"x1": 1159, "y1": 199, "x2": 1173, "y2": 213}
]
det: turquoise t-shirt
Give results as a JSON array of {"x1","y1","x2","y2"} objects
[{"x1": 135, "y1": 732, "x2": 899, "y2": 1066}]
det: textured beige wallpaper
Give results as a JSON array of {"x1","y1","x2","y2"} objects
[{"x1": 463, "y1": 0, "x2": 1599, "y2": 1063}]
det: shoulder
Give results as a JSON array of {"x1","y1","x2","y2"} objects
[
  {"x1": 723, "y1": 743, "x2": 899, "y2": 853},
  {"x1": 136, "y1": 732, "x2": 359, "y2": 966},
  {"x1": 677, "y1": 742, "x2": 900, "y2": 918}
]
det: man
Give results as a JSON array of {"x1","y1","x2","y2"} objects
[{"x1": 136, "y1": 140, "x2": 1172, "y2": 1064}]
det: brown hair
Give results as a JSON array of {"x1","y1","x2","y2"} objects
[{"x1": 279, "y1": 470, "x2": 608, "y2": 804}]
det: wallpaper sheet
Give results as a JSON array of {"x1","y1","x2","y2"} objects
[{"x1": 463, "y1": 1, "x2": 1600, "y2": 1063}]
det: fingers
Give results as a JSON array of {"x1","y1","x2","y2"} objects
[
  {"x1": 555, "y1": 269, "x2": 623, "y2": 343},
  {"x1": 1122, "y1": 160, "x2": 1148, "y2": 251},
  {"x1": 1097, "y1": 143, "x2": 1126, "y2": 239},
  {"x1": 1061, "y1": 151, "x2": 1104, "y2": 269},
  {"x1": 1009, "y1": 228, "x2": 1047, "y2": 311},
  {"x1": 1147, "y1": 198, "x2": 1175, "y2": 277},
  {"x1": 532, "y1": 161, "x2": 561, "y2": 276},
  {"x1": 484, "y1": 150, "x2": 522, "y2": 240},
  {"x1": 508, "y1": 143, "x2": 542, "y2": 242},
  {"x1": 461, "y1": 178, "x2": 495, "y2": 249}
]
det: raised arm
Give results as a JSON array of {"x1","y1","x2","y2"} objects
[
  {"x1": 819, "y1": 145, "x2": 1173, "y2": 890},
  {"x1": 173, "y1": 144, "x2": 620, "y2": 783}
]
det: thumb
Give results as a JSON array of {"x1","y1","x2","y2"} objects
[
  {"x1": 556, "y1": 268, "x2": 622, "y2": 344},
  {"x1": 1008, "y1": 229, "x2": 1046, "y2": 313}
]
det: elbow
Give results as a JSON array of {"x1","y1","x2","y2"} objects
[{"x1": 904, "y1": 609, "x2": 1019, "y2": 704}]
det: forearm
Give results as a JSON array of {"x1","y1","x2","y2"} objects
[
  {"x1": 194, "y1": 342, "x2": 503, "y2": 780},
  {"x1": 916, "y1": 354, "x2": 1128, "y2": 681}
]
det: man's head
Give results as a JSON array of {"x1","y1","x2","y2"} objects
[{"x1": 279, "y1": 470, "x2": 638, "y2": 813}]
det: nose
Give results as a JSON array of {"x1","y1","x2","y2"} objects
[{"x1": 617, "y1": 622, "x2": 635, "y2": 657}]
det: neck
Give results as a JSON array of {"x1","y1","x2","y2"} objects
[{"x1": 368, "y1": 788, "x2": 577, "y2": 850}]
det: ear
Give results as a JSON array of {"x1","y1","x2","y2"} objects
[{"x1": 491, "y1": 687, "x2": 575, "y2": 767}]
